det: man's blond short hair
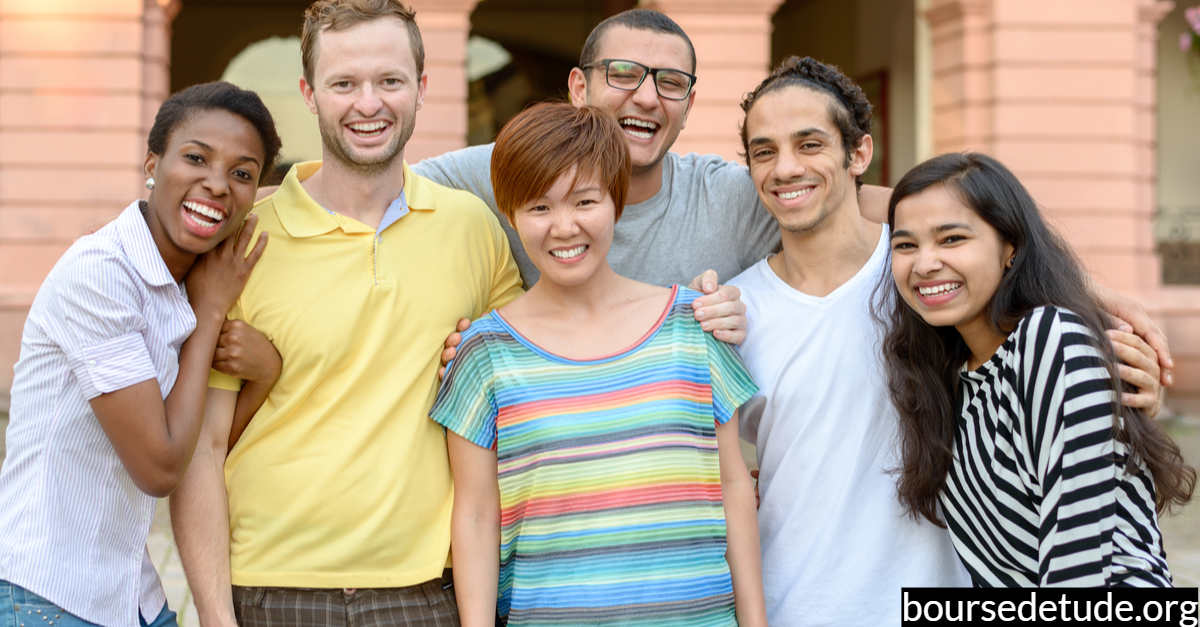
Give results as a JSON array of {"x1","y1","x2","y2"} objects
[{"x1": 301, "y1": 0, "x2": 424, "y2": 82}]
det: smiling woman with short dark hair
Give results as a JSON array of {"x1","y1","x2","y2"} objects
[{"x1": 0, "y1": 81, "x2": 278, "y2": 627}]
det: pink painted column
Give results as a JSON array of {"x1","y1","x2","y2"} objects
[
  {"x1": 646, "y1": 0, "x2": 785, "y2": 163},
  {"x1": 406, "y1": 0, "x2": 476, "y2": 163},
  {"x1": 928, "y1": 0, "x2": 1200, "y2": 409},
  {"x1": 928, "y1": 0, "x2": 1162, "y2": 290},
  {"x1": 0, "y1": 0, "x2": 167, "y2": 396},
  {"x1": 927, "y1": 0, "x2": 991, "y2": 154},
  {"x1": 142, "y1": 0, "x2": 179, "y2": 143}
]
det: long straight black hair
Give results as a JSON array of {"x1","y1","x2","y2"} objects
[{"x1": 876, "y1": 152, "x2": 1194, "y2": 526}]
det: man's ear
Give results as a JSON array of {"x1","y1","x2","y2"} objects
[
  {"x1": 300, "y1": 76, "x2": 318, "y2": 115},
  {"x1": 415, "y1": 72, "x2": 428, "y2": 112},
  {"x1": 848, "y1": 134, "x2": 874, "y2": 177},
  {"x1": 680, "y1": 89, "x2": 697, "y2": 130},
  {"x1": 567, "y1": 67, "x2": 588, "y2": 108}
]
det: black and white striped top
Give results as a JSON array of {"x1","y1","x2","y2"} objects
[{"x1": 942, "y1": 306, "x2": 1172, "y2": 587}]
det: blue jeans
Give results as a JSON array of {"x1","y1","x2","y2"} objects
[{"x1": 0, "y1": 580, "x2": 177, "y2": 627}]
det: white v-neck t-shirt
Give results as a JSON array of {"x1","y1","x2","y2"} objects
[{"x1": 729, "y1": 227, "x2": 969, "y2": 627}]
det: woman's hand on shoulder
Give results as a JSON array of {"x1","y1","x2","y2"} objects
[{"x1": 186, "y1": 215, "x2": 267, "y2": 321}]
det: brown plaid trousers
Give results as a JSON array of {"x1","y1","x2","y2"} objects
[{"x1": 232, "y1": 570, "x2": 460, "y2": 627}]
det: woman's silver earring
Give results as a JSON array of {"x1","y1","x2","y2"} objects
[
  {"x1": 1006, "y1": 257, "x2": 1014, "y2": 268},
  {"x1": 145, "y1": 177, "x2": 155, "y2": 190}
]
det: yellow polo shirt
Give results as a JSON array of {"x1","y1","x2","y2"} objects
[{"x1": 210, "y1": 161, "x2": 523, "y2": 587}]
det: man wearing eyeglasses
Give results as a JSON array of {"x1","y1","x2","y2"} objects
[{"x1": 412, "y1": 8, "x2": 804, "y2": 344}]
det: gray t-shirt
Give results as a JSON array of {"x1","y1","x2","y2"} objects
[{"x1": 412, "y1": 144, "x2": 780, "y2": 287}]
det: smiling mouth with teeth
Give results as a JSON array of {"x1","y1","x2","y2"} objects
[
  {"x1": 550, "y1": 245, "x2": 588, "y2": 259},
  {"x1": 619, "y1": 117, "x2": 658, "y2": 140},
  {"x1": 917, "y1": 282, "x2": 962, "y2": 297},
  {"x1": 348, "y1": 121, "x2": 390, "y2": 137},
  {"x1": 182, "y1": 200, "x2": 226, "y2": 228},
  {"x1": 777, "y1": 188, "x2": 814, "y2": 200}
]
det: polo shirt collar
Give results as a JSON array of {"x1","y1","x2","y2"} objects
[
  {"x1": 273, "y1": 161, "x2": 434, "y2": 239},
  {"x1": 115, "y1": 200, "x2": 177, "y2": 288}
]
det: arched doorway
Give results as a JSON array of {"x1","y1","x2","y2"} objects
[{"x1": 466, "y1": 0, "x2": 636, "y2": 145}]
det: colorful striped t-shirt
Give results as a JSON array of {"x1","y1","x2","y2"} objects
[{"x1": 430, "y1": 286, "x2": 758, "y2": 626}]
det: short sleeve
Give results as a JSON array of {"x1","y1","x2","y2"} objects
[
  {"x1": 429, "y1": 327, "x2": 500, "y2": 450},
  {"x1": 711, "y1": 160, "x2": 779, "y2": 268},
  {"x1": 43, "y1": 246, "x2": 157, "y2": 399},
  {"x1": 208, "y1": 302, "x2": 247, "y2": 391},
  {"x1": 704, "y1": 330, "x2": 759, "y2": 425},
  {"x1": 411, "y1": 144, "x2": 498, "y2": 209}
]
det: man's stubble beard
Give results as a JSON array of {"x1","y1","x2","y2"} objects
[
  {"x1": 775, "y1": 176, "x2": 848, "y2": 235},
  {"x1": 318, "y1": 105, "x2": 416, "y2": 176}
]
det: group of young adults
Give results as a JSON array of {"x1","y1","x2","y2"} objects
[{"x1": 0, "y1": 1, "x2": 1194, "y2": 627}]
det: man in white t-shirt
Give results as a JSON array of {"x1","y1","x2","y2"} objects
[{"x1": 727, "y1": 56, "x2": 970, "y2": 627}]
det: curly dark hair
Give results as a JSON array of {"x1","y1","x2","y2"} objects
[
  {"x1": 738, "y1": 56, "x2": 872, "y2": 189},
  {"x1": 147, "y1": 81, "x2": 283, "y2": 185}
]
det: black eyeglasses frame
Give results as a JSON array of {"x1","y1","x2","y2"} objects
[{"x1": 581, "y1": 58, "x2": 698, "y2": 101}]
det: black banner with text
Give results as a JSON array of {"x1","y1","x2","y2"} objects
[{"x1": 901, "y1": 587, "x2": 1199, "y2": 626}]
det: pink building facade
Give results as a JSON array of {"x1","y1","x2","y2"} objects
[{"x1": 2, "y1": 0, "x2": 1198, "y2": 410}]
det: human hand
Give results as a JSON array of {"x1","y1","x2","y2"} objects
[
  {"x1": 213, "y1": 320, "x2": 281, "y2": 385},
  {"x1": 185, "y1": 215, "x2": 267, "y2": 321},
  {"x1": 688, "y1": 269, "x2": 748, "y2": 345},
  {"x1": 1108, "y1": 326, "x2": 1163, "y2": 418},
  {"x1": 750, "y1": 469, "x2": 760, "y2": 509},
  {"x1": 1095, "y1": 282, "x2": 1173, "y2": 387},
  {"x1": 438, "y1": 318, "x2": 471, "y2": 380}
]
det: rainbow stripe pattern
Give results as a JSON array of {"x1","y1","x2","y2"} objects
[{"x1": 430, "y1": 286, "x2": 757, "y2": 626}]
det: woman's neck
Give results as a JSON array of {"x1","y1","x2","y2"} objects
[
  {"x1": 957, "y1": 317, "x2": 1010, "y2": 371},
  {"x1": 500, "y1": 262, "x2": 670, "y2": 360},
  {"x1": 520, "y1": 262, "x2": 627, "y2": 316},
  {"x1": 141, "y1": 200, "x2": 195, "y2": 283}
]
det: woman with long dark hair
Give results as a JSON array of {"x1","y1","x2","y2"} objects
[{"x1": 880, "y1": 152, "x2": 1195, "y2": 587}]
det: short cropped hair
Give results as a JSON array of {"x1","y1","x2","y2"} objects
[
  {"x1": 580, "y1": 9, "x2": 696, "y2": 74},
  {"x1": 491, "y1": 102, "x2": 631, "y2": 226},
  {"x1": 147, "y1": 81, "x2": 282, "y2": 185},
  {"x1": 301, "y1": 0, "x2": 424, "y2": 83},
  {"x1": 739, "y1": 56, "x2": 873, "y2": 189}
]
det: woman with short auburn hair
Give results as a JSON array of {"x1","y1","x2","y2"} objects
[{"x1": 431, "y1": 102, "x2": 767, "y2": 626}]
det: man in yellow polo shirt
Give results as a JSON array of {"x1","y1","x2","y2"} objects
[{"x1": 169, "y1": 2, "x2": 521, "y2": 626}]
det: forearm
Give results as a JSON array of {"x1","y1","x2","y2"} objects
[
  {"x1": 451, "y1": 507, "x2": 500, "y2": 626},
  {"x1": 723, "y1": 471, "x2": 767, "y2": 627},
  {"x1": 170, "y1": 390, "x2": 238, "y2": 627},
  {"x1": 95, "y1": 308, "x2": 226, "y2": 495},
  {"x1": 446, "y1": 432, "x2": 502, "y2": 626},
  {"x1": 171, "y1": 440, "x2": 237, "y2": 627},
  {"x1": 715, "y1": 414, "x2": 766, "y2": 627},
  {"x1": 227, "y1": 377, "x2": 274, "y2": 451},
  {"x1": 161, "y1": 308, "x2": 226, "y2": 461}
]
